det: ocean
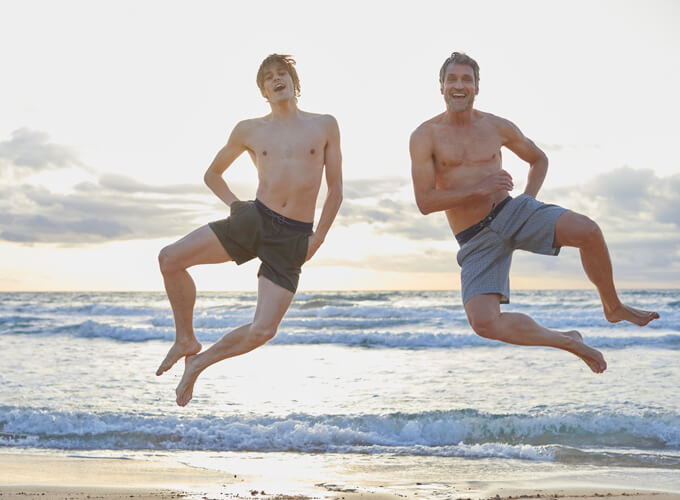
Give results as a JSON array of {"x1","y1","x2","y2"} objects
[{"x1": 1, "y1": 289, "x2": 679, "y2": 497}]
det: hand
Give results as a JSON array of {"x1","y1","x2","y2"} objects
[
  {"x1": 305, "y1": 232, "x2": 324, "y2": 262},
  {"x1": 476, "y1": 170, "x2": 514, "y2": 196}
]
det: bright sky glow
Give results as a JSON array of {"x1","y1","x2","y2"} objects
[{"x1": 1, "y1": 0, "x2": 678, "y2": 291}]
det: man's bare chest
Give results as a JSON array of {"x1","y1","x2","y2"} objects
[
  {"x1": 248, "y1": 126, "x2": 326, "y2": 161},
  {"x1": 432, "y1": 127, "x2": 503, "y2": 168}
]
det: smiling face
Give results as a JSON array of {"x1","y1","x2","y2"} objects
[
  {"x1": 260, "y1": 62, "x2": 296, "y2": 103},
  {"x1": 440, "y1": 62, "x2": 478, "y2": 112}
]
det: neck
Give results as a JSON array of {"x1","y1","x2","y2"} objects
[
  {"x1": 269, "y1": 98, "x2": 299, "y2": 119},
  {"x1": 445, "y1": 106, "x2": 474, "y2": 126}
]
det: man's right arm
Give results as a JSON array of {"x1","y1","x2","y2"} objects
[
  {"x1": 410, "y1": 126, "x2": 513, "y2": 215},
  {"x1": 204, "y1": 121, "x2": 249, "y2": 207}
]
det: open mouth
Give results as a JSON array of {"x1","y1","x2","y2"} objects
[
  {"x1": 274, "y1": 83, "x2": 286, "y2": 92},
  {"x1": 451, "y1": 93, "x2": 466, "y2": 99}
]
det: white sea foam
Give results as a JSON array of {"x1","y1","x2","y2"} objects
[{"x1": 2, "y1": 407, "x2": 678, "y2": 459}]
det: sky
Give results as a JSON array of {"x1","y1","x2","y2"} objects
[{"x1": 1, "y1": 0, "x2": 679, "y2": 291}]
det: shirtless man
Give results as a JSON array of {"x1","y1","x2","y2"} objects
[
  {"x1": 157, "y1": 54, "x2": 342, "y2": 406},
  {"x1": 410, "y1": 52, "x2": 659, "y2": 373}
]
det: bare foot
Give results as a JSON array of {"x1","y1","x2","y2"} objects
[
  {"x1": 566, "y1": 333, "x2": 607, "y2": 373},
  {"x1": 156, "y1": 339, "x2": 202, "y2": 376},
  {"x1": 176, "y1": 354, "x2": 201, "y2": 407},
  {"x1": 605, "y1": 304, "x2": 659, "y2": 327}
]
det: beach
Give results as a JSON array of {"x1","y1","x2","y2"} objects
[
  {"x1": 0, "y1": 452, "x2": 678, "y2": 499},
  {"x1": 1, "y1": 290, "x2": 679, "y2": 499}
]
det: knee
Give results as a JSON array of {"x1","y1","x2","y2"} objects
[
  {"x1": 577, "y1": 216, "x2": 603, "y2": 247},
  {"x1": 468, "y1": 313, "x2": 502, "y2": 340},
  {"x1": 249, "y1": 323, "x2": 277, "y2": 345},
  {"x1": 158, "y1": 245, "x2": 180, "y2": 275}
]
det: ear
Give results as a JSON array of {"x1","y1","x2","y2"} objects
[{"x1": 440, "y1": 83, "x2": 444, "y2": 95}]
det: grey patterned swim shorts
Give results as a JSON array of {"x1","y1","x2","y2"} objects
[{"x1": 456, "y1": 194, "x2": 566, "y2": 305}]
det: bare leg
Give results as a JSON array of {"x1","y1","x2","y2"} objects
[
  {"x1": 465, "y1": 294, "x2": 607, "y2": 373},
  {"x1": 176, "y1": 275, "x2": 295, "y2": 406},
  {"x1": 156, "y1": 226, "x2": 233, "y2": 376},
  {"x1": 554, "y1": 211, "x2": 659, "y2": 327}
]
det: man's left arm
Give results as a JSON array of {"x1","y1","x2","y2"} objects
[
  {"x1": 501, "y1": 119, "x2": 548, "y2": 198},
  {"x1": 307, "y1": 115, "x2": 343, "y2": 261}
]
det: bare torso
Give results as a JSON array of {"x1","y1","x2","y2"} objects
[
  {"x1": 427, "y1": 110, "x2": 509, "y2": 233},
  {"x1": 243, "y1": 111, "x2": 330, "y2": 223}
]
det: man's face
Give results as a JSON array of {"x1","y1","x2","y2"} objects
[
  {"x1": 441, "y1": 62, "x2": 477, "y2": 112},
  {"x1": 261, "y1": 62, "x2": 295, "y2": 103}
]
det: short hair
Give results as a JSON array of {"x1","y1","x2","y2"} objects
[
  {"x1": 439, "y1": 52, "x2": 480, "y2": 90},
  {"x1": 256, "y1": 54, "x2": 301, "y2": 98}
]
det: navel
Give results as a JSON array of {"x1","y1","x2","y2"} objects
[
  {"x1": 310, "y1": 148, "x2": 315, "y2": 154},
  {"x1": 262, "y1": 150, "x2": 267, "y2": 156}
]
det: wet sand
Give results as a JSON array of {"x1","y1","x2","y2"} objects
[{"x1": 0, "y1": 453, "x2": 676, "y2": 500}]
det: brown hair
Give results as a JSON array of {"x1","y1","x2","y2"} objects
[
  {"x1": 439, "y1": 52, "x2": 480, "y2": 90},
  {"x1": 256, "y1": 54, "x2": 301, "y2": 98}
]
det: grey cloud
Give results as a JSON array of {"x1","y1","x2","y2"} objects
[
  {"x1": 343, "y1": 177, "x2": 410, "y2": 200},
  {"x1": 337, "y1": 198, "x2": 450, "y2": 240},
  {"x1": 0, "y1": 129, "x2": 83, "y2": 176},
  {"x1": 98, "y1": 174, "x2": 208, "y2": 195},
  {"x1": 0, "y1": 180, "x2": 217, "y2": 245},
  {"x1": 544, "y1": 166, "x2": 680, "y2": 230}
]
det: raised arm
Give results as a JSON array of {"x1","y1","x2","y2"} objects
[
  {"x1": 501, "y1": 119, "x2": 548, "y2": 198},
  {"x1": 203, "y1": 121, "x2": 250, "y2": 206},
  {"x1": 306, "y1": 115, "x2": 343, "y2": 260},
  {"x1": 410, "y1": 126, "x2": 512, "y2": 215}
]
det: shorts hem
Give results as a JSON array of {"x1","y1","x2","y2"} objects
[
  {"x1": 257, "y1": 269, "x2": 297, "y2": 294},
  {"x1": 463, "y1": 290, "x2": 510, "y2": 305}
]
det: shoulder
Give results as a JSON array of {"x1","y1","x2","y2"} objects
[
  {"x1": 232, "y1": 117, "x2": 264, "y2": 135},
  {"x1": 478, "y1": 111, "x2": 522, "y2": 138},
  {"x1": 410, "y1": 114, "x2": 442, "y2": 146},
  {"x1": 303, "y1": 111, "x2": 339, "y2": 131}
]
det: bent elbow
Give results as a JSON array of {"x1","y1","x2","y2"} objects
[
  {"x1": 203, "y1": 171, "x2": 213, "y2": 186},
  {"x1": 416, "y1": 199, "x2": 431, "y2": 215}
]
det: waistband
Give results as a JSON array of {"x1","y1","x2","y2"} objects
[
  {"x1": 255, "y1": 199, "x2": 313, "y2": 232},
  {"x1": 455, "y1": 196, "x2": 512, "y2": 246}
]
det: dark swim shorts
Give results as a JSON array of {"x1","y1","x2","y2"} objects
[{"x1": 208, "y1": 199, "x2": 312, "y2": 293}]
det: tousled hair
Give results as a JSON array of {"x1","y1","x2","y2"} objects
[
  {"x1": 256, "y1": 54, "x2": 301, "y2": 98},
  {"x1": 439, "y1": 52, "x2": 480, "y2": 90}
]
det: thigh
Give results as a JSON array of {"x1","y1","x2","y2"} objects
[
  {"x1": 553, "y1": 210, "x2": 597, "y2": 248},
  {"x1": 464, "y1": 293, "x2": 502, "y2": 324},
  {"x1": 165, "y1": 225, "x2": 233, "y2": 268},
  {"x1": 252, "y1": 275, "x2": 295, "y2": 331},
  {"x1": 513, "y1": 204, "x2": 565, "y2": 255}
]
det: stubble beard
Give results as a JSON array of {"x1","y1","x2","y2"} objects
[{"x1": 446, "y1": 94, "x2": 474, "y2": 113}]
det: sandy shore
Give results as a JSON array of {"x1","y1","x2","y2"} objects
[{"x1": 0, "y1": 453, "x2": 676, "y2": 500}]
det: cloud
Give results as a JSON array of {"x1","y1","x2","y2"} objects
[
  {"x1": 343, "y1": 177, "x2": 410, "y2": 200},
  {"x1": 0, "y1": 180, "x2": 218, "y2": 244},
  {"x1": 97, "y1": 174, "x2": 208, "y2": 195},
  {"x1": 544, "y1": 166, "x2": 680, "y2": 233},
  {"x1": 329, "y1": 167, "x2": 680, "y2": 284},
  {"x1": 2, "y1": 125, "x2": 678, "y2": 287},
  {"x1": 0, "y1": 129, "x2": 83, "y2": 177}
]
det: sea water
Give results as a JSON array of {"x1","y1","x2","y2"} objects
[{"x1": 1, "y1": 290, "x2": 679, "y2": 496}]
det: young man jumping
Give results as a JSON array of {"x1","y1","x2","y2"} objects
[{"x1": 157, "y1": 54, "x2": 342, "y2": 405}]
